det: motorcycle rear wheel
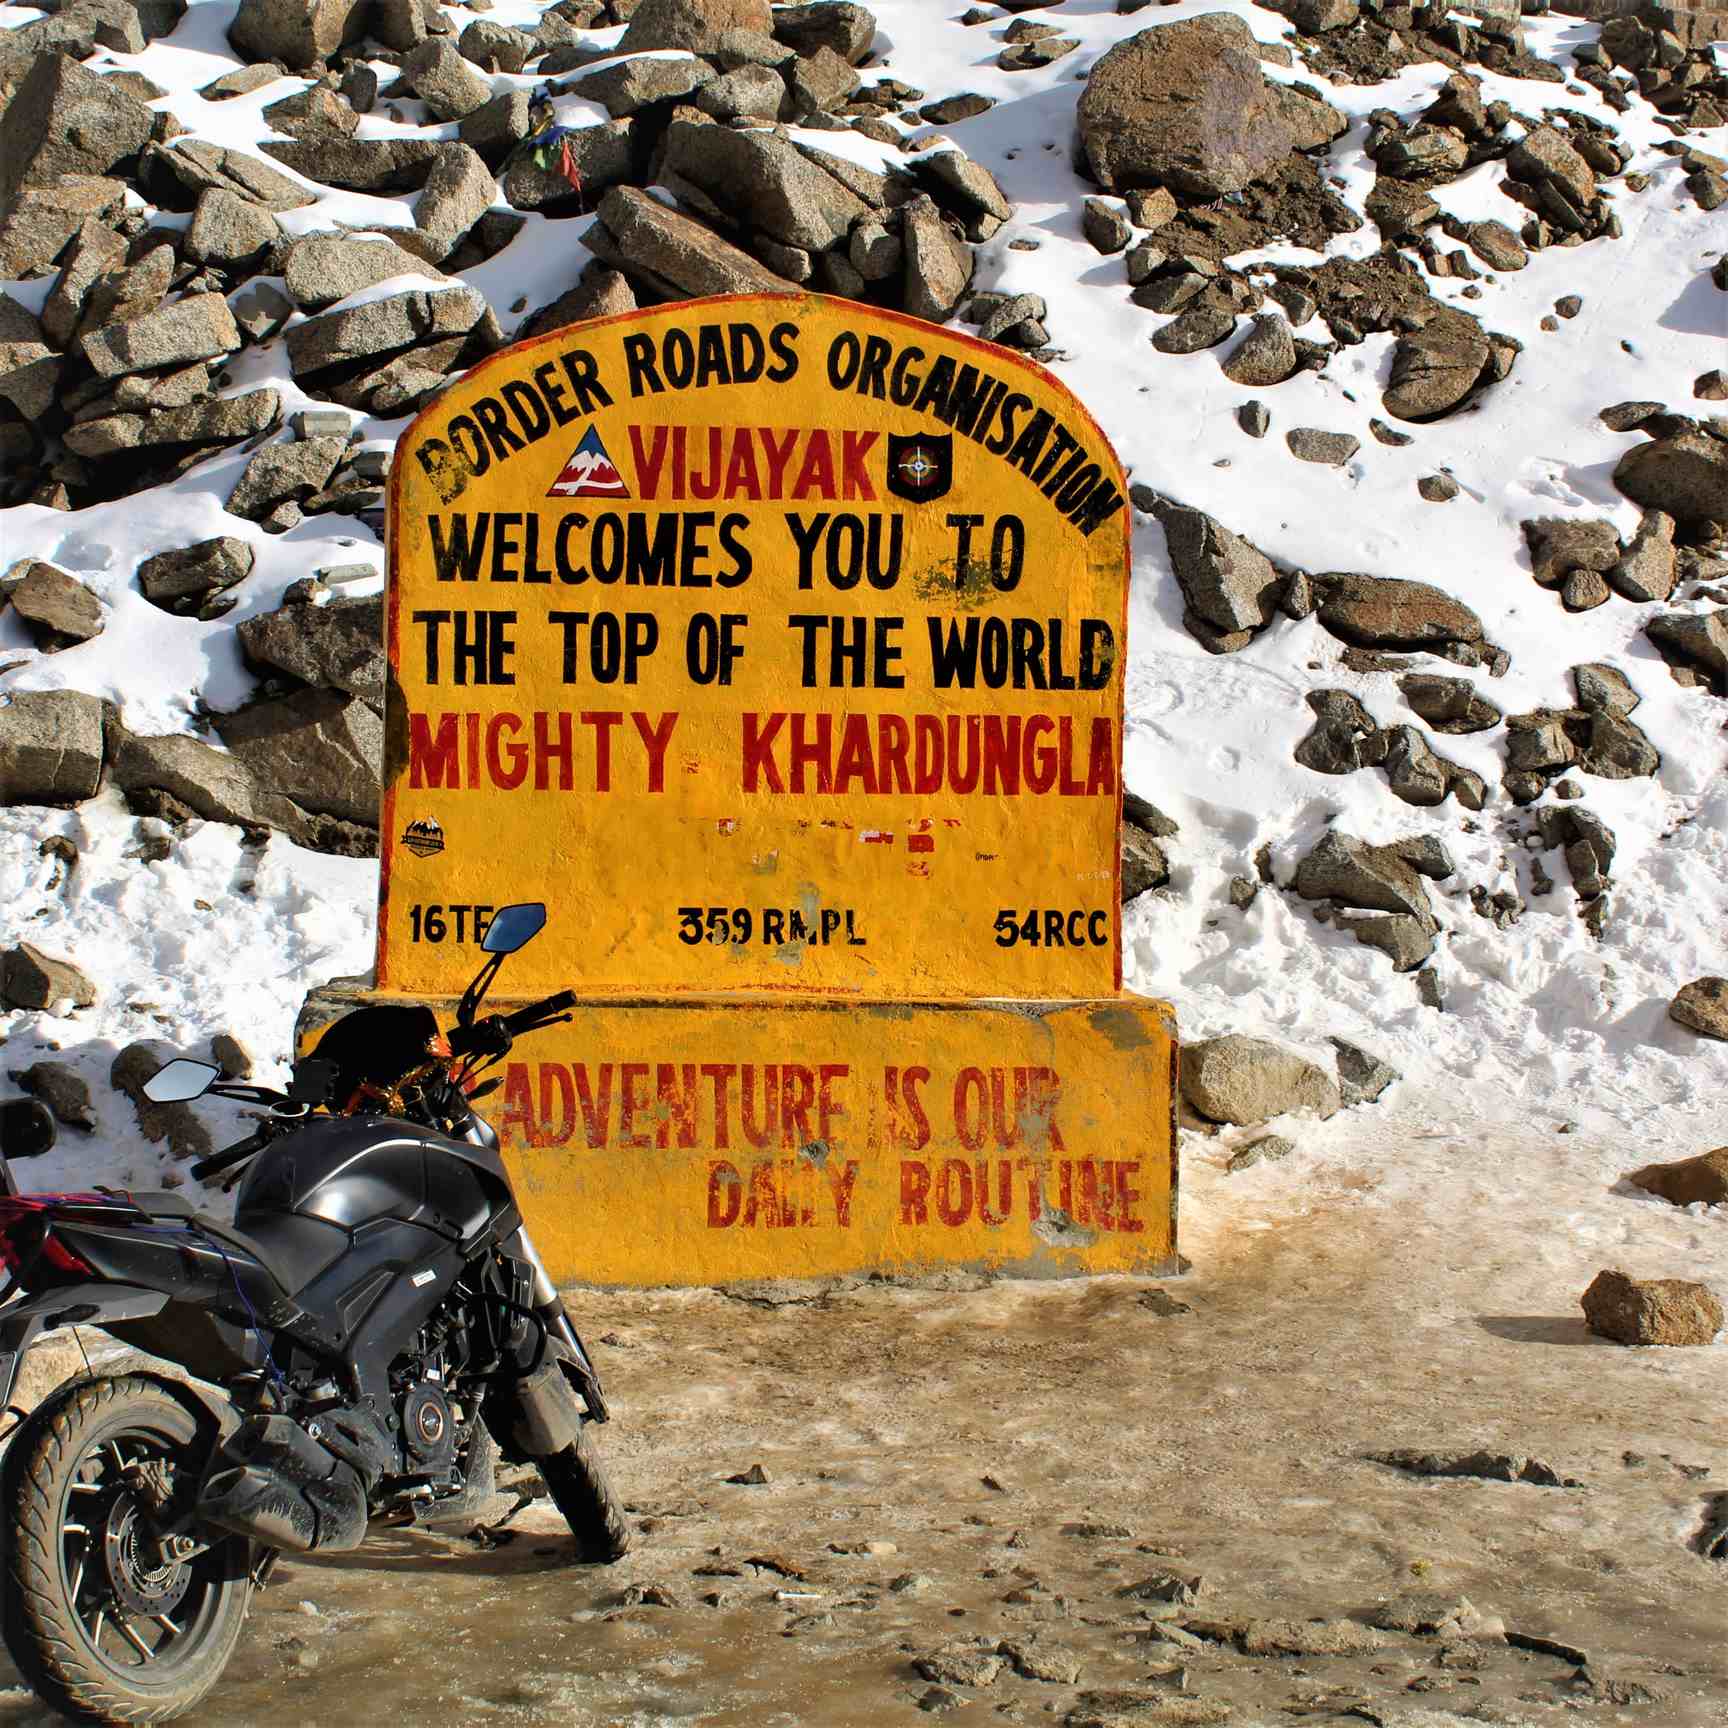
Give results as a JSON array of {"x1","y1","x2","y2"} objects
[
  {"x1": 537, "y1": 1423, "x2": 631, "y2": 1562},
  {"x1": 1, "y1": 1373, "x2": 253, "y2": 1725}
]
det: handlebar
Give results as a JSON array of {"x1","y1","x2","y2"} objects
[
  {"x1": 501, "y1": 990, "x2": 577, "y2": 1034},
  {"x1": 189, "y1": 1128, "x2": 272, "y2": 1184}
]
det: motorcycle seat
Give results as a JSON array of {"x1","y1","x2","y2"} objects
[{"x1": 187, "y1": 1211, "x2": 348, "y2": 1301}]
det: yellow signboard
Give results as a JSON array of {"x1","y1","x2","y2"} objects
[
  {"x1": 298, "y1": 990, "x2": 1177, "y2": 1286},
  {"x1": 379, "y1": 294, "x2": 1130, "y2": 1002}
]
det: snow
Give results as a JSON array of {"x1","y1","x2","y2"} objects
[{"x1": 1, "y1": 0, "x2": 1724, "y2": 1305}]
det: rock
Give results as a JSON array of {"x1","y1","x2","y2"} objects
[
  {"x1": 1121, "y1": 826, "x2": 1169, "y2": 901},
  {"x1": 1571, "y1": 663, "x2": 1637, "y2": 716},
  {"x1": 110, "y1": 1042, "x2": 213, "y2": 1163},
  {"x1": 1082, "y1": 197, "x2": 1131, "y2": 255},
  {"x1": 6, "y1": 564, "x2": 103, "y2": 648},
  {"x1": 0, "y1": 54, "x2": 155, "y2": 206},
  {"x1": 1600, "y1": 399, "x2": 1662, "y2": 433},
  {"x1": 107, "y1": 724, "x2": 302, "y2": 835},
  {"x1": 1077, "y1": 14, "x2": 1346, "y2": 197},
  {"x1": 1507, "y1": 125, "x2": 1597, "y2": 231},
  {"x1": 410, "y1": 144, "x2": 495, "y2": 261},
  {"x1": 519, "y1": 262, "x2": 638, "y2": 341},
  {"x1": 1581, "y1": 1268, "x2": 1723, "y2": 1347},
  {"x1": 1155, "y1": 502, "x2": 1281, "y2": 641},
  {"x1": 1000, "y1": 1639, "x2": 1083, "y2": 1684},
  {"x1": 1628, "y1": 1147, "x2": 1728, "y2": 1207},
  {"x1": 1605, "y1": 510, "x2": 1677, "y2": 603},
  {"x1": 697, "y1": 63, "x2": 784, "y2": 119},
  {"x1": 774, "y1": 0, "x2": 876, "y2": 62},
  {"x1": 785, "y1": 44, "x2": 860, "y2": 118},
  {"x1": 400, "y1": 39, "x2": 493, "y2": 120},
  {"x1": 921, "y1": 92, "x2": 993, "y2": 124},
  {"x1": 1646, "y1": 609, "x2": 1728, "y2": 696},
  {"x1": 1180, "y1": 1034, "x2": 1341, "y2": 1126},
  {"x1": 1287, "y1": 427, "x2": 1359, "y2": 466},
  {"x1": 1115, "y1": 1567, "x2": 1205, "y2": 1604},
  {"x1": 372, "y1": 0, "x2": 446, "y2": 51},
  {"x1": 1370, "y1": 1448, "x2": 1578, "y2": 1486},
  {"x1": 1151, "y1": 302, "x2": 1235, "y2": 355},
  {"x1": 210, "y1": 1032, "x2": 254, "y2": 1079},
  {"x1": 259, "y1": 137, "x2": 443, "y2": 193},
  {"x1": 184, "y1": 187, "x2": 281, "y2": 269},
  {"x1": 1696, "y1": 370, "x2": 1728, "y2": 403},
  {"x1": 458, "y1": 18, "x2": 535, "y2": 70},
  {"x1": 229, "y1": 0, "x2": 364, "y2": 69},
  {"x1": 1579, "y1": 708, "x2": 1657, "y2": 778},
  {"x1": 1067, "y1": 1693, "x2": 1231, "y2": 1727},
  {"x1": 78, "y1": 293, "x2": 241, "y2": 379},
  {"x1": 286, "y1": 284, "x2": 487, "y2": 376},
  {"x1": 226, "y1": 434, "x2": 349, "y2": 524},
  {"x1": 0, "y1": 298, "x2": 61, "y2": 423},
  {"x1": 501, "y1": 119, "x2": 634, "y2": 212},
  {"x1": 914, "y1": 1645, "x2": 1004, "y2": 1688},
  {"x1": 1220, "y1": 314, "x2": 1296, "y2": 387},
  {"x1": 459, "y1": 89, "x2": 533, "y2": 162},
  {"x1": 1670, "y1": 976, "x2": 1728, "y2": 1041},
  {"x1": 1613, "y1": 435, "x2": 1728, "y2": 527},
  {"x1": 1329, "y1": 1037, "x2": 1398, "y2": 1106},
  {"x1": 660, "y1": 121, "x2": 869, "y2": 251},
  {"x1": 138, "y1": 536, "x2": 256, "y2": 615},
  {"x1": 1368, "y1": 417, "x2": 1412, "y2": 446},
  {"x1": 727, "y1": 1461, "x2": 770, "y2": 1484},
  {"x1": 140, "y1": 140, "x2": 318, "y2": 214},
  {"x1": 619, "y1": 0, "x2": 773, "y2": 54},
  {"x1": 576, "y1": 55, "x2": 715, "y2": 116},
  {"x1": 14, "y1": 1061, "x2": 96, "y2": 1130},
  {"x1": 1398, "y1": 673, "x2": 1500, "y2": 733},
  {"x1": 1523, "y1": 516, "x2": 1619, "y2": 589},
  {"x1": 0, "y1": 176, "x2": 127, "y2": 281},
  {"x1": 64, "y1": 388, "x2": 281, "y2": 461},
  {"x1": 1563, "y1": 568, "x2": 1611, "y2": 613},
  {"x1": 1383, "y1": 311, "x2": 1491, "y2": 422},
  {"x1": 1, "y1": 943, "x2": 97, "y2": 1010},
  {"x1": 263, "y1": 83, "x2": 360, "y2": 139},
  {"x1": 239, "y1": 593, "x2": 382, "y2": 704},
  {"x1": 900, "y1": 194, "x2": 972, "y2": 323},
  {"x1": 587, "y1": 186, "x2": 792, "y2": 298},
  {"x1": 1294, "y1": 688, "x2": 1383, "y2": 775},
  {"x1": 1417, "y1": 472, "x2": 1458, "y2": 503},
  {"x1": 1368, "y1": 1593, "x2": 1487, "y2": 1638},
  {"x1": 0, "y1": 690, "x2": 106, "y2": 805},
  {"x1": 1456, "y1": 219, "x2": 1526, "y2": 271},
  {"x1": 916, "y1": 1687, "x2": 964, "y2": 1714},
  {"x1": 1238, "y1": 1618, "x2": 1384, "y2": 1657},
  {"x1": 1228, "y1": 1133, "x2": 1295, "y2": 1172},
  {"x1": 215, "y1": 689, "x2": 381, "y2": 826},
  {"x1": 282, "y1": 233, "x2": 441, "y2": 311},
  {"x1": 1237, "y1": 400, "x2": 1269, "y2": 438},
  {"x1": 1296, "y1": 829, "x2": 1447, "y2": 925},
  {"x1": 1365, "y1": 177, "x2": 1439, "y2": 240},
  {"x1": 1316, "y1": 574, "x2": 1483, "y2": 651}
]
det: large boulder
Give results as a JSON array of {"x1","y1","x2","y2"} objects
[
  {"x1": 1155, "y1": 502, "x2": 1282, "y2": 646},
  {"x1": 226, "y1": 434, "x2": 349, "y2": 523},
  {"x1": 1613, "y1": 435, "x2": 1728, "y2": 528},
  {"x1": 106, "y1": 723, "x2": 304, "y2": 833},
  {"x1": 409, "y1": 144, "x2": 495, "y2": 261},
  {"x1": 285, "y1": 284, "x2": 488, "y2": 377},
  {"x1": 1581, "y1": 1269, "x2": 1723, "y2": 1347},
  {"x1": 1295, "y1": 830, "x2": 1451, "y2": 970},
  {"x1": 184, "y1": 188, "x2": 282, "y2": 269},
  {"x1": 1181, "y1": 1034, "x2": 1341, "y2": 1126},
  {"x1": 0, "y1": 690, "x2": 106, "y2": 805},
  {"x1": 214, "y1": 690, "x2": 381, "y2": 826},
  {"x1": 619, "y1": 0, "x2": 774, "y2": 54},
  {"x1": 0, "y1": 176, "x2": 126, "y2": 281},
  {"x1": 77, "y1": 294, "x2": 242, "y2": 379},
  {"x1": 899, "y1": 193, "x2": 972, "y2": 323},
  {"x1": 258, "y1": 137, "x2": 443, "y2": 193},
  {"x1": 1645, "y1": 609, "x2": 1728, "y2": 697},
  {"x1": 138, "y1": 140, "x2": 320, "y2": 214},
  {"x1": 584, "y1": 185, "x2": 793, "y2": 298},
  {"x1": 229, "y1": 0, "x2": 365, "y2": 70},
  {"x1": 575, "y1": 56, "x2": 716, "y2": 117},
  {"x1": 1077, "y1": 15, "x2": 1346, "y2": 196},
  {"x1": 281, "y1": 233, "x2": 440, "y2": 311},
  {"x1": 1670, "y1": 976, "x2": 1728, "y2": 1041},
  {"x1": 773, "y1": 0, "x2": 876, "y2": 63},
  {"x1": 1315, "y1": 574, "x2": 1484, "y2": 651},
  {"x1": 63, "y1": 389, "x2": 281, "y2": 459},
  {"x1": 399, "y1": 39, "x2": 493, "y2": 121},
  {"x1": 137, "y1": 536, "x2": 256, "y2": 615},
  {"x1": 1382, "y1": 311, "x2": 1491, "y2": 422},
  {"x1": 1627, "y1": 1147, "x2": 1728, "y2": 1208},
  {"x1": 500, "y1": 120, "x2": 636, "y2": 213},
  {"x1": 0, "y1": 55, "x2": 154, "y2": 206},
  {"x1": 238, "y1": 593, "x2": 383, "y2": 706}
]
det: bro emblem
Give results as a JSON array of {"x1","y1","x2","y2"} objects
[{"x1": 886, "y1": 432, "x2": 953, "y2": 501}]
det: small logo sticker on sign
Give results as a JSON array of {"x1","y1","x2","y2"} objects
[
  {"x1": 401, "y1": 816, "x2": 445, "y2": 859},
  {"x1": 548, "y1": 425, "x2": 629, "y2": 498},
  {"x1": 411, "y1": 1270, "x2": 437, "y2": 1287}
]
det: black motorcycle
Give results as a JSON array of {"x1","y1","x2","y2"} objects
[{"x1": 0, "y1": 903, "x2": 627, "y2": 1724}]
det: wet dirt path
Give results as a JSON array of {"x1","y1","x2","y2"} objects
[{"x1": 1, "y1": 1157, "x2": 1723, "y2": 1727}]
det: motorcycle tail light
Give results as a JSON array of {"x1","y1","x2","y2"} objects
[{"x1": 0, "y1": 1196, "x2": 99, "y2": 1280}]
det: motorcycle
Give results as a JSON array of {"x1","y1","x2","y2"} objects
[{"x1": 0, "y1": 903, "x2": 627, "y2": 1724}]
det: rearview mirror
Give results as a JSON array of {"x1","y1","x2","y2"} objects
[
  {"x1": 482, "y1": 903, "x2": 546, "y2": 955},
  {"x1": 142, "y1": 1058, "x2": 221, "y2": 1104},
  {"x1": 0, "y1": 1098, "x2": 56, "y2": 1159}
]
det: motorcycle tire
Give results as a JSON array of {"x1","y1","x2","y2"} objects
[
  {"x1": 1, "y1": 1373, "x2": 253, "y2": 1725},
  {"x1": 537, "y1": 1423, "x2": 631, "y2": 1562}
]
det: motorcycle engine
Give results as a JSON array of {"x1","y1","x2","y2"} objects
[{"x1": 399, "y1": 1381, "x2": 457, "y2": 1471}]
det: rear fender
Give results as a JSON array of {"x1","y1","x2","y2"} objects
[{"x1": 0, "y1": 1282, "x2": 169, "y2": 1411}]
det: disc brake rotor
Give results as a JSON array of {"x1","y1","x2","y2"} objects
[{"x1": 101, "y1": 1494, "x2": 193, "y2": 1620}]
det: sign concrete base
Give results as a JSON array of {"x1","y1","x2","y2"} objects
[{"x1": 298, "y1": 985, "x2": 1178, "y2": 1288}]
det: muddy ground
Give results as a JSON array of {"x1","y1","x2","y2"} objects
[{"x1": 1, "y1": 1128, "x2": 1724, "y2": 1728}]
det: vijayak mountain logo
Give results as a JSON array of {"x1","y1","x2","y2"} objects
[
  {"x1": 548, "y1": 425, "x2": 630, "y2": 498},
  {"x1": 401, "y1": 817, "x2": 445, "y2": 859}
]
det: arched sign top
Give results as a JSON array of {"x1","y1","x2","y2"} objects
[{"x1": 379, "y1": 293, "x2": 1131, "y2": 1002}]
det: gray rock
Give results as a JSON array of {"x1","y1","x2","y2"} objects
[
  {"x1": 1082, "y1": 197, "x2": 1131, "y2": 255},
  {"x1": 262, "y1": 83, "x2": 360, "y2": 139},
  {"x1": 0, "y1": 690, "x2": 106, "y2": 805},
  {"x1": 1416, "y1": 966, "x2": 1445, "y2": 1009},
  {"x1": 899, "y1": 194, "x2": 972, "y2": 323},
  {"x1": 1398, "y1": 673, "x2": 1501, "y2": 733},
  {"x1": 916, "y1": 149, "x2": 1013, "y2": 232},
  {"x1": 286, "y1": 284, "x2": 486, "y2": 375},
  {"x1": 78, "y1": 293, "x2": 241, "y2": 379},
  {"x1": 619, "y1": 0, "x2": 773, "y2": 53},
  {"x1": 1296, "y1": 829, "x2": 1445, "y2": 929},
  {"x1": 500, "y1": 118, "x2": 635, "y2": 211},
  {"x1": 140, "y1": 139, "x2": 319, "y2": 213},
  {"x1": 14, "y1": 1061, "x2": 96, "y2": 1130},
  {"x1": 229, "y1": 0, "x2": 364, "y2": 69},
  {"x1": 848, "y1": 220, "x2": 900, "y2": 281},
  {"x1": 1316, "y1": 574, "x2": 1484, "y2": 651},
  {"x1": 138, "y1": 536, "x2": 256, "y2": 614},
  {"x1": 1562, "y1": 567, "x2": 1611, "y2": 613},
  {"x1": 458, "y1": 18, "x2": 535, "y2": 70},
  {"x1": 410, "y1": 143, "x2": 495, "y2": 261},
  {"x1": 1156, "y1": 503, "x2": 1282, "y2": 639},
  {"x1": 1382, "y1": 724, "x2": 1451, "y2": 805},
  {"x1": 184, "y1": 187, "x2": 281, "y2": 269},
  {"x1": 63, "y1": 389, "x2": 280, "y2": 459},
  {"x1": 1121, "y1": 826, "x2": 1168, "y2": 901},
  {"x1": 226, "y1": 434, "x2": 349, "y2": 524},
  {"x1": 1507, "y1": 125, "x2": 1597, "y2": 230},
  {"x1": 1581, "y1": 1267, "x2": 1723, "y2": 1346},
  {"x1": 697, "y1": 63, "x2": 785, "y2": 120},
  {"x1": 259, "y1": 136, "x2": 444, "y2": 193},
  {"x1": 1237, "y1": 400, "x2": 1269, "y2": 438},
  {"x1": 1152, "y1": 302, "x2": 1236, "y2": 354},
  {"x1": 1613, "y1": 435, "x2": 1728, "y2": 527},
  {"x1": 913, "y1": 1645, "x2": 1004, "y2": 1688},
  {"x1": 1329, "y1": 1037, "x2": 1398, "y2": 1106},
  {"x1": 1221, "y1": 313, "x2": 1296, "y2": 387},
  {"x1": 6, "y1": 564, "x2": 103, "y2": 648},
  {"x1": 0, "y1": 54, "x2": 155, "y2": 206},
  {"x1": 372, "y1": 0, "x2": 446, "y2": 51},
  {"x1": 110, "y1": 1042, "x2": 212, "y2": 1162},
  {"x1": 1228, "y1": 1133, "x2": 1296, "y2": 1172},
  {"x1": 773, "y1": 0, "x2": 875, "y2": 62},
  {"x1": 459, "y1": 89, "x2": 533, "y2": 162},
  {"x1": 1605, "y1": 510, "x2": 1677, "y2": 602},
  {"x1": 1670, "y1": 976, "x2": 1728, "y2": 1041},
  {"x1": 1383, "y1": 310, "x2": 1491, "y2": 422},
  {"x1": 1581, "y1": 709, "x2": 1657, "y2": 779},
  {"x1": 1287, "y1": 427, "x2": 1359, "y2": 466},
  {"x1": 786, "y1": 45, "x2": 860, "y2": 119},
  {"x1": 1, "y1": 943, "x2": 96, "y2": 1010},
  {"x1": 1181, "y1": 1034, "x2": 1341, "y2": 1126},
  {"x1": 518, "y1": 261, "x2": 637, "y2": 341},
  {"x1": 1334, "y1": 911, "x2": 1437, "y2": 971},
  {"x1": 1571, "y1": 663, "x2": 1637, "y2": 715},
  {"x1": 586, "y1": 185, "x2": 792, "y2": 298},
  {"x1": 1523, "y1": 516, "x2": 1619, "y2": 589},
  {"x1": 1600, "y1": 399, "x2": 1663, "y2": 433},
  {"x1": 238, "y1": 593, "x2": 383, "y2": 705},
  {"x1": 400, "y1": 38, "x2": 493, "y2": 120},
  {"x1": 1417, "y1": 472, "x2": 1458, "y2": 503},
  {"x1": 576, "y1": 55, "x2": 715, "y2": 116},
  {"x1": 0, "y1": 296, "x2": 61, "y2": 423},
  {"x1": 107, "y1": 722, "x2": 304, "y2": 835},
  {"x1": 1456, "y1": 218, "x2": 1526, "y2": 271},
  {"x1": 0, "y1": 177, "x2": 126, "y2": 283},
  {"x1": 215, "y1": 688, "x2": 381, "y2": 826},
  {"x1": 1645, "y1": 609, "x2": 1728, "y2": 696},
  {"x1": 1370, "y1": 1448, "x2": 1578, "y2": 1486},
  {"x1": 282, "y1": 232, "x2": 443, "y2": 311},
  {"x1": 1294, "y1": 689, "x2": 1383, "y2": 775},
  {"x1": 661, "y1": 121, "x2": 870, "y2": 250},
  {"x1": 1077, "y1": 14, "x2": 1346, "y2": 196}
]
